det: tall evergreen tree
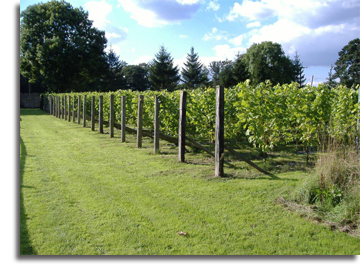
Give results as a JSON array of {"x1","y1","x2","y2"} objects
[
  {"x1": 325, "y1": 64, "x2": 338, "y2": 88},
  {"x1": 208, "y1": 61, "x2": 222, "y2": 87},
  {"x1": 149, "y1": 46, "x2": 180, "y2": 91},
  {"x1": 104, "y1": 47, "x2": 127, "y2": 91},
  {"x1": 219, "y1": 60, "x2": 237, "y2": 87},
  {"x1": 233, "y1": 52, "x2": 249, "y2": 84},
  {"x1": 208, "y1": 60, "x2": 236, "y2": 88},
  {"x1": 181, "y1": 47, "x2": 209, "y2": 88},
  {"x1": 293, "y1": 52, "x2": 306, "y2": 88}
]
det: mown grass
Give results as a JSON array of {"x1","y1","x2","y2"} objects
[{"x1": 20, "y1": 109, "x2": 360, "y2": 255}]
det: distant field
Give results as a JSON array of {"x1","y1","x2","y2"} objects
[{"x1": 20, "y1": 109, "x2": 360, "y2": 255}]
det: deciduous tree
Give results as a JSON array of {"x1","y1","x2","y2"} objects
[
  {"x1": 243, "y1": 42, "x2": 295, "y2": 85},
  {"x1": 20, "y1": 0, "x2": 108, "y2": 92},
  {"x1": 334, "y1": 38, "x2": 360, "y2": 88}
]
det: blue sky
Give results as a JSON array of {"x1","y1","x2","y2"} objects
[{"x1": 20, "y1": 0, "x2": 360, "y2": 85}]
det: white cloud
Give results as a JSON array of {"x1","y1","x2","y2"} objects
[
  {"x1": 133, "y1": 55, "x2": 153, "y2": 65},
  {"x1": 249, "y1": 19, "x2": 311, "y2": 44},
  {"x1": 84, "y1": 0, "x2": 113, "y2": 29},
  {"x1": 227, "y1": 0, "x2": 275, "y2": 22},
  {"x1": 225, "y1": 0, "x2": 360, "y2": 67},
  {"x1": 207, "y1": 0, "x2": 220, "y2": 11},
  {"x1": 203, "y1": 28, "x2": 229, "y2": 41},
  {"x1": 106, "y1": 32, "x2": 121, "y2": 39},
  {"x1": 229, "y1": 34, "x2": 244, "y2": 46},
  {"x1": 212, "y1": 44, "x2": 246, "y2": 60},
  {"x1": 179, "y1": 34, "x2": 189, "y2": 39},
  {"x1": 176, "y1": 0, "x2": 200, "y2": 4},
  {"x1": 246, "y1": 21, "x2": 260, "y2": 28},
  {"x1": 117, "y1": 0, "x2": 162, "y2": 27},
  {"x1": 117, "y1": 0, "x2": 201, "y2": 27}
]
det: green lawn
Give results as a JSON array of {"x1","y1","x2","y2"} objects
[{"x1": 20, "y1": 109, "x2": 360, "y2": 255}]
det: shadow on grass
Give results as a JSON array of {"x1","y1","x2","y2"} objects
[
  {"x1": 20, "y1": 108, "x2": 48, "y2": 116},
  {"x1": 20, "y1": 136, "x2": 36, "y2": 255}
]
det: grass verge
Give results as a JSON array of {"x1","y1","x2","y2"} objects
[{"x1": 20, "y1": 109, "x2": 360, "y2": 255}]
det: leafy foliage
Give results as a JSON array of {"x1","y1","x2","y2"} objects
[
  {"x1": 122, "y1": 63, "x2": 150, "y2": 91},
  {"x1": 243, "y1": 42, "x2": 295, "y2": 85},
  {"x1": 47, "y1": 81, "x2": 359, "y2": 157},
  {"x1": 20, "y1": 0, "x2": 108, "y2": 92},
  {"x1": 334, "y1": 38, "x2": 360, "y2": 88}
]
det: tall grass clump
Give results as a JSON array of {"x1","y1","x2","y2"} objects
[{"x1": 296, "y1": 141, "x2": 360, "y2": 233}]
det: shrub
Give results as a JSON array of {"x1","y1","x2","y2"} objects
[{"x1": 296, "y1": 142, "x2": 360, "y2": 226}]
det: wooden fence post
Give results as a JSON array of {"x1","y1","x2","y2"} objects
[
  {"x1": 68, "y1": 96, "x2": 71, "y2": 122},
  {"x1": 58, "y1": 96, "x2": 60, "y2": 118},
  {"x1": 62, "y1": 96, "x2": 65, "y2": 119},
  {"x1": 91, "y1": 96, "x2": 95, "y2": 131},
  {"x1": 52, "y1": 96, "x2": 55, "y2": 116},
  {"x1": 83, "y1": 95, "x2": 86, "y2": 127},
  {"x1": 215, "y1": 85, "x2": 224, "y2": 177},
  {"x1": 49, "y1": 96, "x2": 52, "y2": 115},
  {"x1": 121, "y1": 96, "x2": 126, "y2": 142},
  {"x1": 64, "y1": 96, "x2": 67, "y2": 120},
  {"x1": 137, "y1": 95, "x2": 144, "y2": 148},
  {"x1": 72, "y1": 96, "x2": 75, "y2": 122},
  {"x1": 154, "y1": 95, "x2": 160, "y2": 154},
  {"x1": 109, "y1": 94, "x2": 114, "y2": 138},
  {"x1": 55, "y1": 96, "x2": 57, "y2": 117},
  {"x1": 77, "y1": 96, "x2": 81, "y2": 124},
  {"x1": 178, "y1": 91, "x2": 187, "y2": 162},
  {"x1": 99, "y1": 95, "x2": 103, "y2": 134}
]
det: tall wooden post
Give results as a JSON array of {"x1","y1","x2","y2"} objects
[
  {"x1": 91, "y1": 96, "x2": 95, "y2": 131},
  {"x1": 98, "y1": 95, "x2": 103, "y2": 134},
  {"x1": 64, "y1": 96, "x2": 67, "y2": 120},
  {"x1": 62, "y1": 96, "x2": 65, "y2": 119},
  {"x1": 68, "y1": 96, "x2": 71, "y2": 122},
  {"x1": 77, "y1": 96, "x2": 81, "y2": 124},
  {"x1": 215, "y1": 85, "x2": 224, "y2": 177},
  {"x1": 178, "y1": 91, "x2": 187, "y2": 162},
  {"x1": 109, "y1": 94, "x2": 114, "y2": 138},
  {"x1": 137, "y1": 95, "x2": 144, "y2": 148},
  {"x1": 154, "y1": 95, "x2": 160, "y2": 154},
  {"x1": 58, "y1": 96, "x2": 60, "y2": 118},
  {"x1": 72, "y1": 96, "x2": 75, "y2": 122},
  {"x1": 83, "y1": 95, "x2": 87, "y2": 127},
  {"x1": 53, "y1": 96, "x2": 55, "y2": 116},
  {"x1": 49, "y1": 96, "x2": 52, "y2": 115},
  {"x1": 121, "y1": 96, "x2": 126, "y2": 142}
]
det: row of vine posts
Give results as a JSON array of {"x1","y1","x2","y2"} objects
[{"x1": 41, "y1": 86, "x2": 274, "y2": 178}]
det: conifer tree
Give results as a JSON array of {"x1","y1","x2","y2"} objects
[
  {"x1": 104, "y1": 47, "x2": 127, "y2": 90},
  {"x1": 181, "y1": 47, "x2": 209, "y2": 88},
  {"x1": 232, "y1": 53, "x2": 249, "y2": 84},
  {"x1": 293, "y1": 52, "x2": 306, "y2": 88},
  {"x1": 325, "y1": 64, "x2": 338, "y2": 88},
  {"x1": 149, "y1": 46, "x2": 180, "y2": 91}
]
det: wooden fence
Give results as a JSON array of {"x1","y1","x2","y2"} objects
[{"x1": 41, "y1": 86, "x2": 273, "y2": 178}]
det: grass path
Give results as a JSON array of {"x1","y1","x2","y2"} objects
[{"x1": 20, "y1": 109, "x2": 360, "y2": 255}]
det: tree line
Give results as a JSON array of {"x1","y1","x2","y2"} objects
[{"x1": 20, "y1": 0, "x2": 359, "y2": 93}]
